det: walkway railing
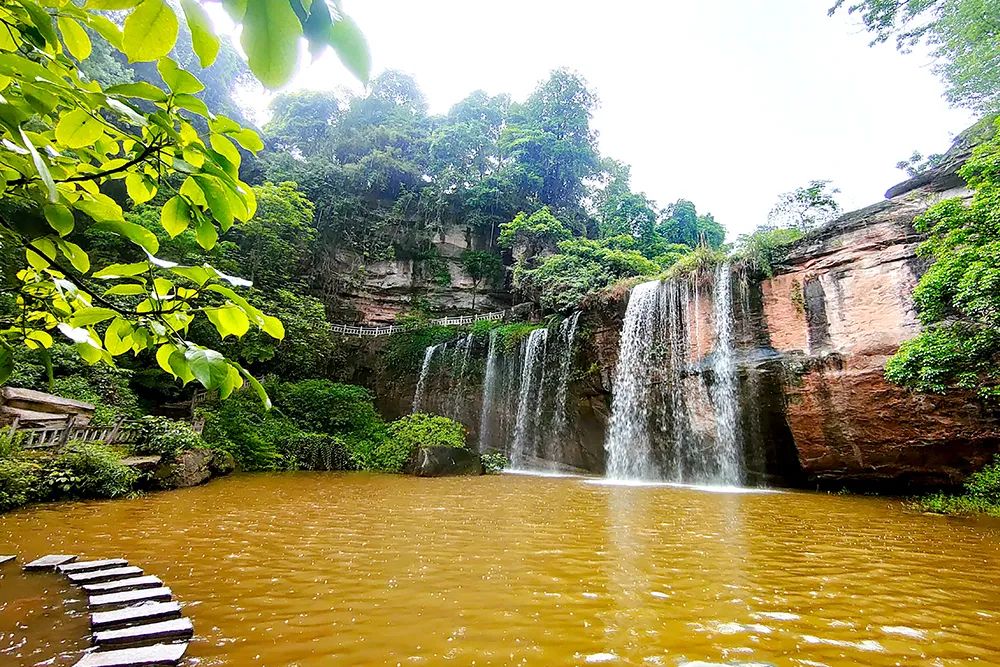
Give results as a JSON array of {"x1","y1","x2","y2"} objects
[
  {"x1": 11, "y1": 416, "x2": 141, "y2": 450},
  {"x1": 330, "y1": 310, "x2": 505, "y2": 337}
]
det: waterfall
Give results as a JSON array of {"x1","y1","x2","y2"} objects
[
  {"x1": 709, "y1": 262, "x2": 744, "y2": 485},
  {"x1": 450, "y1": 333, "x2": 475, "y2": 420},
  {"x1": 605, "y1": 281, "x2": 662, "y2": 480},
  {"x1": 477, "y1": 331, "x2": 500, "y2": 452},
  {"x1": 552, "y1": 312, "x2": 582, "y2": 437},
  {"x1": 603, "y1": 268, "x2": 747, "y2": 485},
  {"x1": 510, "y1": 328, "x2": 549, "y2": 469},
  {"x1": 412, "y1": 343, "x2": 444, "y2": 413}
]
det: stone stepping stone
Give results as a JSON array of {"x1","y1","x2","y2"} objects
[
  {"x1": 91, "y1": 601, "x2": 181, "y2": 631},
  {"x1": 72, "y1": 642, "x2": 187, "y2": 667},
  {"x1": 0, "y1": 555, "x2": 15, "y2": 566},
  {"x1": 83, "y1": 576, "x2": 163, "y2": 594},
  {"x1": 59, "y1": 559, "x2": 128, "y2": 574},
  {"x1": 68, "y1": 566, "x2": 143, "y2": 585},
  {"x1": 89, "y1": 587, "x2": 172, "y2": 611},
  {"x1": 92, "y1": 618, "x2": 194, "y2": 648},
  {"x1": 24, "y1": 554, "x2": 77, "y2": 571}
]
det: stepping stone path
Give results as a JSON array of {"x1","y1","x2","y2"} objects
[
  {"x1": 22, "y1": 553, "x2": 194, "y2": 666},
  {"x1": 0, "y1": 555, "x2": 15, "y2": 566}
]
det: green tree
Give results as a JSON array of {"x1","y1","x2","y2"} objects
[
  {"x1": 885, "y1": 119, "x2": 1000, "y2": 401},
  {"x1": 461, "y1": 250, "x2": 502, "y2": 311},
  {"x1": 767, "y1": 180, "x2": 843, "y2": 230},
  {"x1": 0, "y1": 0, "x2": 369, "y2": 401},
  {"x1": 829, "y1": 0, "x2": 1000, "y2": 113}
]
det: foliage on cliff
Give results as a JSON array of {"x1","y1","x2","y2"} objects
[{"x1": 885, "y1": 119, "x2": 1000, "y2": 401}]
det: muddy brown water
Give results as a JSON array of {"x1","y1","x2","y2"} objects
[{"x1": 1, "y1": 472, "x2": 999, "y2": 666}]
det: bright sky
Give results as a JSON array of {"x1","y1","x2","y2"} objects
[{"x1": 242, "y1": 0, "x2": 977, "y2": 239}]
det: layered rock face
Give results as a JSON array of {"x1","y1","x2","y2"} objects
[
  {"x1": 758, "y1": 175, "x2": 999, "y2": 488},
  {"x1": 326, "y1": 222, "x2": 509, "y2": 325}
]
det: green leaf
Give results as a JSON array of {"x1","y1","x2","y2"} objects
[
  {"x1": 260, "y1": 314, "x2": 285, "y2": 340},
  {"x1": 75, "y1": 193, "x2": 125, "y2": 223},
  {"x1": 156, "y1": 343, "x2": 177, "y2": 376},
  {"x1": 70, "y1": 307, "x2": 117, "y2": 327},
  {"x1": 180, "y1": 0, "x2": 220, "y2": 67},
  {"x1": 44, "y1": 204, "x2": 74, "y2": 236},
  {"x1": 104, "y1": 283, "x2": 146, "y2": 296},
  {"x1": 58, "y1": 240, "x2": 91, "y2": 273},
  {"x1": 19, "y1": 128, "x2": 57, "y2": 203},
  {"x1": 24, "y1": 330, "x2": 53, "y2": 350},
  {"x1": 193, "y1": 174, "x2": 234, "y2": 230},
  {"x1": 0, "y1": 346, "x2": 12, "y2": 384},
  {"x1": 219, "y1": 363, "x2": 244, "y2": 400},
  {"x1": 231, "y1": 128, "x2": 264, "y2": 152},
  {"x1": 55, "y1": 109, "x2": 105, "y2": 148},
  {"x1": 106, "y1": 81, "x2": 168, "y2": 101},
  {"x1": 329, "y1": 14, "x2": 371, "y2": 84},
  {"x1": 209, "y1": 133, "x2": 241, "y2": 170},
  {"x1": 87, "y1": 14, "x2": 124, "y2": 49},
  {"x1": 94, "y1": 262, "x2": 149, "y2": 279},
  {"x1": 125, "y1": 173, "x2": 157, "y2": 204},
  {"x1": 206, "y1": 304, "x2": 251, "y2": 339},
  {"x1": 92, "y1": 219, "x2": 160, "y2": 254},
  {"x1": 302, "y1": 0, "x2": 332, "y2": 58},
  {"x1": 123, "y1": 0, "x2": 179, "y2": 62},
  {"x1": 237, "y1": 364, "x2": 271, "y2": 409},
  {"x1": 86, "y1": 0, "x2": 142, "y2": 8},
  {"x1": 157, "y1": 57, "x2": 204, "y2": 94},
  {"x1": 58, "y1": 16, "x2": 92, "y2": 60},
  {"x1": 161, "y1": 195, "x2": 192, "y2": 237},
  {"x1": 241, "y1": 0, "x2": 303, "y2": 89},
  {"x1": 194, "y1": 214, "x2": 219, "y2": 249},
  {"x1": 174, "y1": 93, "x2": 211, "y2": 118},
  {"x1": 185, "y1": 347, "x2": 229, "y2": 390},
  {"x1": 23, "y1": 1, "x2": 58, "y2": 48},
  {"x1": 170, "y1": 265, "x2": 213, "y2": 285},
  {"x1": 104, "y1": 318, "x2": 134, "y2": 356}
]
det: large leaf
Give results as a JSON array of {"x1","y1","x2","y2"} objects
[
  {"x1": 328, "y1": 14, "x2": 371, "y2": 84},
  {"x1": 106, "y1": 81, "x2": 168, "y2": 101},
  {"x1": 0, "y1": 346, "x2": 12, "y2": 384},
  {"x1": 70, "y1": 307, "x2": 117, "y2": 327},
  {"x1": 205, "y1": 304, "x2": 250, "y2": 339},
  {"x1": 19, "y1": 128, "x2": 57, "y2": 203},
  {"x1": 184, "y1": 347, "x2": 229, "y2": 390},
  {"x1": 161, "y1": 195, "x2": 192, "y2": 237},
  {"x1": 104, "y1": 318, "x2": 134, "y2": 356},
  {"x1": 44, "y1": 204, "x2": 74, "y2": 236},
  {"x1": 157, "y1": 57, "x2": 204, "y2": 94},
  {"x1": 179, "y1": 0, "x2": 220, "y2": 67},
  {"x1": 57, "y1": 16, "x2": 92, "y2": 60},
  {"x1": 241, "y1": 0, "x2": 303, "y2": 89},
  {"x1": 55, "y1": 109, "x2": 105, "y2": 148},
  {"x1": 92, "y1": 219, "x2": 160, "y2": 254},
  {"x1": 123, "y1": 0, "x2": 179, "y2": 62}
]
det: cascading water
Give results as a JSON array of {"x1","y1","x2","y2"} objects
[
  {"x1": 449, "y1": 333, "x2": 475, "y2": 420},
  {"x1": 477, "y1": 331, "x2": 500, "y2": 452},
  {"x1": 605, "y1": 281, "x2": 662, "y2": 480},
  {"x1": 709, "y1": 262, "x2": 744, "y2": 485},
  {"x1": 412, "y1": 343, "x2": 444, "y2": 413},
  {"x1": 510, "y1": 328, "x2": 549, "y2": 469},
  {"x1": 552, "y1": 312, "x2": 582, "y2": 437},
  {"x1": 604, "y1": 268, "x2": 747, "y2": 485}
]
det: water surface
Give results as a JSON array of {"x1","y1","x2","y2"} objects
[{"x1": 2, "y1": 473, "x2": 999, "y2": 666}]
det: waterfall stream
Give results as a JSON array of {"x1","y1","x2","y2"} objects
[
  {"x1": 510, "y1": 328, "x2": 549, "y2": 468},
  {"x1": 477, "y1": 330, "x2": 500, "y2": 452},
  {"x1": 412, "y1": 342, "x2": 444, "y2": 413},
  {"x1": 552, "y1": 312, "x2": 582, "y2": 437},
  {"x1": 604, "y1": 268, "x2": 747, "y2": 485}
]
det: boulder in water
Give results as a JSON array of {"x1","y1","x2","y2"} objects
[{"x1": 406, "y1": 446, "x2": 482, "y2": 477}]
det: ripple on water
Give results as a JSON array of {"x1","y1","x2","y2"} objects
[{"x1": 1, "y1": 472, "x2": 999, "y2": 666}]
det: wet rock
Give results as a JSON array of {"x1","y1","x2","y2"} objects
[
  {"x1": 153, "y1": 449, "x2": 214, "y2": 489},
  {"x1": 406, "y1": 446, "x2": 482, "y2": 476},
  {"x1": 209, "y1": 450, "x2": 236, "y2": 476}
]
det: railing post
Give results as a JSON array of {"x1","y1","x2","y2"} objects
[{"x1": 59, "y1": 415, "x2": 76, "y2": 447}]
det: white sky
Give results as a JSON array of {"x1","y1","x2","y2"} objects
[{"x1": 237, "y1": 0, "x2": 977, "y2": 239}]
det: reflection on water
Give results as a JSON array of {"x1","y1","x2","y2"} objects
[{"x1": 2, "y1": 472, "x2": 999, "y2": 666}]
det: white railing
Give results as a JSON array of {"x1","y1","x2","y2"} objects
[
  {"x1": 11, "y1": 416, "x2": 141, "y2": 449},
  {"x1": 330, "y1": 310, "x2": 506, "y2": 338}
]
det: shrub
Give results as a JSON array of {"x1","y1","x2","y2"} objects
[
  {"x1": 733, "y1": 226, "x2": 804, "y2": 277},
  {"x1": 276, "y1": 380, "x2": 385, "y2": 439},
  {"x1": 493, "y1": 323, "x2": 544, "y2": 352},
  {"x1": 388, "y1": 413, "x2": 466, "y2": 450},
  {"x1": 480, "y1": 451, "x2": 509, "y2": 474},
  {"x1": 200, "y1": 389, "x2": 289, "y2": 471},
  {"x1": 52, "y1": 366, "x2": 142, "y2": 427},
  {"x1": 282, "y1": 432, "x2": 355, "y2": 471},
  {"x1": 0, "y1": 458, "x2": 41, "y2": 512},
  {"x1": 42, "y1": 442, "x2": 138, "y2": 500},
  {"x1": 133, "y1": 417, "x2": 206, "y2": 458},
  {"x1": 917, "y1": 455, "x2": 1000, "y2": 517},
  {"x1": 382, "y1": 324, "x2": 456, "y2": 373}
]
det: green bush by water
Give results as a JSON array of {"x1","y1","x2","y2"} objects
[
  {"x1": 917, "y1": 455, "x2": 1000, "y2": 517},
  {"x1": 41, "y1": 442, "x2": 139, "y2": 501},
  {"x1": 480, "y1": 451, "x2": 509, "y2": 474},
  {"x1": 133, "y1": 417, "x2": 208, "y2": 458}
]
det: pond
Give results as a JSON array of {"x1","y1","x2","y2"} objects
[{"x1": 2, "y1": 473, "x2": 999, "y2": 666}]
